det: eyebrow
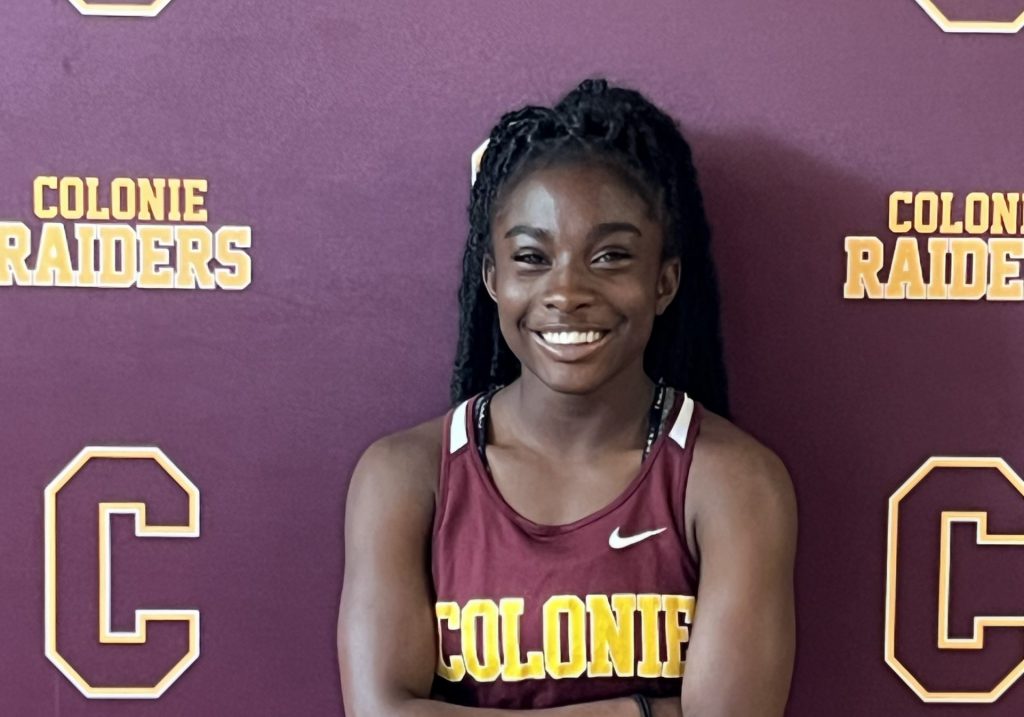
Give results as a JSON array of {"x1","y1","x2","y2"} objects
[
  {"x1": 503, "y1": 222, "x2": 642, "y2": 242},
  {"x1": 504, "y1": 225, "x2": 552, "y2": 242},
  {"x1": 590, "y1": 222, "x2": 642, "y2": 241}
]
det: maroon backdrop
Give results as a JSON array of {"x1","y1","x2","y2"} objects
[{"x1": 3, "y1": 0, "x2": 1024, "y2": 714}]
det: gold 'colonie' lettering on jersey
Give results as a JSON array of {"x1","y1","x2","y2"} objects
[
  {"x1": 432, "y1": 389, "x2": 703, "y2": 709},
  {"x1": 435, "y1": 593, "x2": 695, "y2": 683}
]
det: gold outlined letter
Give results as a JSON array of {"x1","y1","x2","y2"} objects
[
  {"x1": 885, "y1": 456, "x2": 1024, "y2": 703},
  {"x1": 914, "y1": 1, "x2": 1024, "y2": 34},
  {"x1": 66, "y1": 0, "x2": 174, "y2": 18},
  {"x1": 44, "y1": 446, "x2": 200, "y2": 699}
]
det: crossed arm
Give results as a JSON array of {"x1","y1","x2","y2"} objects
[{"x1": 337, "y1": 416, "x2": 796, "y2": 717}]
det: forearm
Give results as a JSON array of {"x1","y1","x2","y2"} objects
[
  {"x1": 348, "y1": 694, "x2": 659, "y2": 717},
  {"x1": 407, "y1": 697, "x2": 632, "y2": 715}
]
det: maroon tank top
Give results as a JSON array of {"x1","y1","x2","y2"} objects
[{"x1": 431, "y1": 389, "x2": 702, "y2": 709}]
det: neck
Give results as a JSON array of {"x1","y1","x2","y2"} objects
[{"x1": 494, "y1": 363, "x2": 656, "y2": 456}]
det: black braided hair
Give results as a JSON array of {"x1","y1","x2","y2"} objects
[{"x1": 450, "y1": 78, "x2": 729, "y2": 417}]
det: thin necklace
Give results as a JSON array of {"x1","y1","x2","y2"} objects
[{"x1": 474, "y1": 380, "x2": 668, "y2": 468}]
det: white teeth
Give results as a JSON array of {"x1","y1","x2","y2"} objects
[{"x1": 540, "y1": 330, "x2": 605, "y2": 345}]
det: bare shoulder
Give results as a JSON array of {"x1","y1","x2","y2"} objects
[
  {"x1": 692, "y1": 411, "x2": 792, "y2": 494},
  {"x1": 689, "y1": 410, "x2": 797, "y2": 543},
  {"x1": 346, "y1": 414, "x2": 446, "y2": 519}
]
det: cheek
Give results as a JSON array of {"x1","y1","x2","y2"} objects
[
  {"x1": 617, "y1": 279, "x2": 662, "y2": 342},
  {"x1": 620, "y1": 276, "x2": 662, "y2": 315},
  {"x1": 493, "y1": 281, "x2": 532, "y2": 335}
]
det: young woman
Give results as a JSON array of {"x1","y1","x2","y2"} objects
[{"x1": 338, "y1": 79, "x2": 796, "y2": 717}]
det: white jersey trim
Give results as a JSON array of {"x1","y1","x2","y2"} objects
[
  {"x1": 667, "y1": 394, "x2": 695, "y2": 449},
  {"x1": 450, "y1": 399, "x2": 470, "y2": 454}
]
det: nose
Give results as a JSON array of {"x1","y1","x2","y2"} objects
[{"x1": 542, "y1": 256, "x2": 594, "y2": 313}]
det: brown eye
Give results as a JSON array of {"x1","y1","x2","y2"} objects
[
  {"x1": 513, "y1": 251, "x2": 546, "y2": 265},
  {"x1": 593, "y1": 250, "x2": 631, "y2": 264}
]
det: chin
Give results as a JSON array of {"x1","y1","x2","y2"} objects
[{"x1": 527, "y1": 364, "x2": 617, "y2": 396}]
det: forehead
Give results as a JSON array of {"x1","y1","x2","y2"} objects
[{"x1": 492, "y1": 162, "x2": 657, "y2": 231}]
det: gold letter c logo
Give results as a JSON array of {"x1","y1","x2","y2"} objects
[
  {"x1": 44, "y1": 446, "x2": 200, "y2": 699},
  {"x1": 886, "y1": 456, "x2": 1024, "y2": 703},
  {"x1": 66, "y1": 0, "x2": 174, "y2": 18}
]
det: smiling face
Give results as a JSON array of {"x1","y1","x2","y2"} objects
[{"x1": 483, "y1": 160, "x2": 680, "y2": 395}]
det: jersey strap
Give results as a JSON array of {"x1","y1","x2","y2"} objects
[
  {"x1": 449, "y1": 398, "x2": 470, "y2": 454},
  {"x1": 666, "y1": 394, "x2": 696, "y2": 449}
]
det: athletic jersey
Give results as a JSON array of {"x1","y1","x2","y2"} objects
[{"x1": 431, "y1": 389, "x2": 702, "y2": 709}]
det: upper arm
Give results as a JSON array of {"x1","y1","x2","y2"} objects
[
  {"x1": 680, "y1": 421, "x2": 797, "y2": 717},
  {"x1": 337, "y1": 424, "x2": 442, "y2": 717}
]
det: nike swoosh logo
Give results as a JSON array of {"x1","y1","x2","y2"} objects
[{"x1": 609, "y1": 526, "x2": 667, "y2": 550}]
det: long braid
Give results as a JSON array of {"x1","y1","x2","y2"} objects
[{"x1": 450, "y1": 79, "x2": 729, "y2": 417}]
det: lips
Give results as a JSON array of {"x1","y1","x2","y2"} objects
[
  {"x1": 538, "y1": 329, "x2": 607, "y2": 345},
  {"x1": 530, "y1": 326, "x2": 612, "y2": 361}
]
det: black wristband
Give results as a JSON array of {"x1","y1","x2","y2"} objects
[{"x1": 631, "y1": 694, "x2": 652, "y2": 717}]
